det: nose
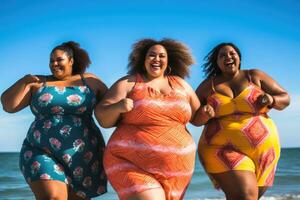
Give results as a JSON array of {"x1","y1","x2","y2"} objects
[
  {"x1": 154, "y1": 55, "x2": 160, "y2": 61},
  {"x1": 51, "y1": 60, "x2": 58, "y2": 66},
  {"x1": 224, "y1": 53, "x2": 232, "y2": 60}
]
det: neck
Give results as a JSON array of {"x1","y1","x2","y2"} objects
[
  {"x1": 222, "y1": 70, "x2": 239, "y2": 81},
  {"x1": 144, "y1": 74, "x2": 165, "y2": 82},
  {"x1": 52, "y1": 75, "x2": 73, "y2": 81}
]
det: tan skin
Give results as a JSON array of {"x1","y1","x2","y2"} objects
[
  {"x1": 195, "y1": 45, "x2": 290, "y2": 200},
  {"x1": 1, "y1": 49, "x2": 107, "y2": 200},
  {"x1": 95, "y1": 44, "x2": 200, "y2": 200}
]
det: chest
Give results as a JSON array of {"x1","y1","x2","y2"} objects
[{"x1": 31, "y1": 86, "x2": 96, "y2": 116}]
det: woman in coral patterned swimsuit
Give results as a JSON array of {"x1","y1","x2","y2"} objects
[
  {"x1": 1, "y1": 41, "x2": 107, "y2": 200},
  {"x1": 195, "y1": 43, "x2": 290, "y2": 200},
  {"x1": 95, "y1": 38, "x2": 201, "y2": 200}
]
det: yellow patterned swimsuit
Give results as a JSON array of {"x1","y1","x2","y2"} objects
[{"x1": 198, "y1": 75, "x2": 280, "y2": 187}]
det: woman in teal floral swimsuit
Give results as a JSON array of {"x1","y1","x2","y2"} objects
[{"x1": 1, "y1": 41, "x2": 107, "y2": 200}]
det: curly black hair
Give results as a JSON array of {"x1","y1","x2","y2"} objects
[
  {"x1": 202, "y1": 42, "x2": 241, "y2": 78},
  {"x1": 51, "y1": 41, "x2": 91, "y2": 74},
  {"x1": 128, "y1": 38, "x2": 195, "y2": 78}
]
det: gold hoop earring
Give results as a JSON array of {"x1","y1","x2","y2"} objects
[{"x1": 166, "y1": 65, "x2": 172, "y2": 75}]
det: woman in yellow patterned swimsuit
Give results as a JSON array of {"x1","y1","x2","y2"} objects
[{"x1": 195, "y1": 43, "x2": 290, "y2": 200}]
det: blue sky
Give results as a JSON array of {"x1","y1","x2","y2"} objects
[{"x1": 0, "y1": 0, "x2": 299, "y2": 151}]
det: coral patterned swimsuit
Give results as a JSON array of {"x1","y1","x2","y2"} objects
[
  {"x1": 104, "y1": 74, "x2": 196, "y2": 200},
  {"x1": 198, "y1": 72, "x2": 280, "y2": 187}
]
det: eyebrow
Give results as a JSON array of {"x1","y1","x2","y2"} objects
[
  {"x1": 219, "y1": 50, "x2": 236, "y2": 54},
  {"x1": 51, "y1": 56, "x2": 64, "y2": 59},
  {"x1": 148, "y1": 51, "x2": 166, "y2": 55}
]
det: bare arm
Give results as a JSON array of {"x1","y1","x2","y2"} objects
[
  {"x1": 84, "y1": 73, "x2": 108, "y2": 102},
  {"x1": 250, "y1": 69, "x2": 290, "y2": 110},
  {"x1": 175, "y1": 78, "x2": 202, "y2": 126},
  {"x1": 94, "y1": 75, "x2": 135, "y2": 128},
  {"x1": 193, "y1": 79, "x2": 216, "y2": 126},
  {"x1": 1, "y1": 74, "x2": 43, "y2": 113}
]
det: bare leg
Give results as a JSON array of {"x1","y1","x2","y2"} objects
[
  {"x1": 258, "y1": 186, "x2": 268, "y2": 199},
  {"x1": 210, "y1": 170, "x2": 258, "y2": 200},
  {"x1": 29, "y1": 180, "x2": 89, "y2": 200},
  {"x1": 29, "y1": 180, "x2": 68, "y2": 200},
  {"x1": 127, "y1": 187, "x2": 166, "y2": 200}
]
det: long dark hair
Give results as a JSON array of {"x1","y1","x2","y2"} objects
[
  {"x1": 202, "y1": 42, "x2": 241, "y2": 78},
  {"x1": 128, "y1": 38, "x2": 195, "y2": 78},
  {"x1": 51, "y1": 41, "x2": 91, "y2": 74}
]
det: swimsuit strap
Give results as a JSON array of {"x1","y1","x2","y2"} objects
[
  {"x1": 167, "y1": 75, "x2": 183, "y2": 91},
  {"x1": 126, "y1": 73, "x2": 143, "y2": 96},
  {"x1": 42, "y1": 76, "x2": 47, "y2": 86},
  {"x1": 135, "y1": 73, "x2": 144, "y2": 83},
  {"x1": 211, "y1": 77, "x2": 216, "y2": 92},
  {"x1": 80, "y1": 74, "x2": 88, "y2": 86},
  {"x1": 246, "y1": 70, "x2": 252, "y2": 83}
]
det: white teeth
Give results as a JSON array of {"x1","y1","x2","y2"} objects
[
  {"x1": 151, "y1": 64, "x2": 161, "y2": 68},
  {"x1": 225, "y1": 60, "x2": 234, "y2": 64},
  {"x1": 225, "y1": 61, "x2": 234, "y2": 65},
  {"x1": 53, "y1": 66, "x2": 62, "y2": 72}
]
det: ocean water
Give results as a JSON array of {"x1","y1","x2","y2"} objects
[{"x1": 0, "y1": 148, "x2": 299, "y2": 200}]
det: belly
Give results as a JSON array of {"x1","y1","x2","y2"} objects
[
  {"x1": 200, "y1": 115, "x2": 280, "y2": 150},
  {"x1": 106, "y1": 124, "x2": 196, "y2": 170},
  {"x1": 26, "y1": 116, "x2": 100, "y2": 153}
]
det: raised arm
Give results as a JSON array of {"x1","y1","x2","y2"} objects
[
  {"x1": 94, "y1": 75, "x2": 135, "y2": 128},
  {"x1": 193, "y1": 79, "x2": 216, "y2": 126},
  {"x1": 175, "y1": 78, "x2": 202, "y2": 126},
  {"x1": 84, "y1": 73, "x2": 108, "y2": 102},
  {"x1": 250, "y1": 69, "x2": 290, "y2": 110},
  {"x1": 1, "y1": 74, "x2": 43, "y2": 113}
]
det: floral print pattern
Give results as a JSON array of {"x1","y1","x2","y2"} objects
[
  {"x1": 67, "y1": 94, "x2": 82, "y2": 106},
  {"x1": 54, "y1": 87, "x2": 66, "y2": 94},
  {"x1": 59, "y1": 125, "x2": 72, "y2": 137},
  {"x1": 38, "y1": 93, "x2": 53, "y2": 106},
  {"x1": 20, "y1": 82, "x2": 107, "y2": 198}
]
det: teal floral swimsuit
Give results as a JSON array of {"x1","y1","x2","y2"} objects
[{"x1": 19, "y1": 75, "x2": 107, "y2": 198}]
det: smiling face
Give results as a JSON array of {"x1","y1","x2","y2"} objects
[
  {"x1": 49, "y1": 49, "x2": 74, "y2": 80},
  {"x1": 144, "y1": 44, "x2": 168, "y2": 79},
  {"x1": 217, "y1": 45, "x2": 240, "y2": 76}
]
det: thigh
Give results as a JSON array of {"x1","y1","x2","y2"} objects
[
  {"x1": 259, "y1": 186, "x2": 269, "y2": 198},
  {"x1": 104, "y1": 151, "x2": 162, "y2": 200},
  {"x1": 19, "y1": 143, "x2": 67, "y2": 183},
  {"x1": 127, "y1": 188, "x2": 165, "y2": 200},
  {"x1": 29, "y1": 180, "x2": 68, "y2": 200},
  {"x1": 211, "y1": 170, "x2": 258, "y2": 200}
]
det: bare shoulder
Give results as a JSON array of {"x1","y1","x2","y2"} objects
[
  {"x1": 83, "y1": 73, "x2": 104, "y2": 85},
  {"x1": 173, "y1": 76, "x2": 191, "y2": 88},
  {"x1": 82, "y1": 73, "x2": 107, "y2": 97},
  {"x1": 112, "y1": 74, "x2": 135, "y2": 86},
  {"x1": 248, "y1": 68, "x2": 267, "y2": 77},
  {"x1": 116, "y1": 74, "x2": 136, "y2": 83},
  {"x1": 35, "y1": 74, "x2": 49, "y2": 81},
  {"x1": 102, "y1": 74, "x2": 137, "y2": 100},
  {"x1": 83, "y1": 72, "x2": 101, "y2": 80},
  {"x1": 248, "y1": 68, "x2": 271, "y2": 83},
  {"x1": 109, "y1": 74, "x2": 136, "y2": 93},
  {"x1": 196, "y1": 78, "x2": 211, "y2": 94}
]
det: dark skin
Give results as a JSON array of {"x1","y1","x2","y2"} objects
[
  {"x1": 26, "y1": 73, "x2": 107, "y2": 200},
  {"x1": 195, "y1": 45, "x2": 290, "y2": 200},
  {"x1": 94, "y1": 44, "x2": 200, "y2": 200},
  {"x1": 1, "y1": 50, "x2": 107, "y2": 200}
]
